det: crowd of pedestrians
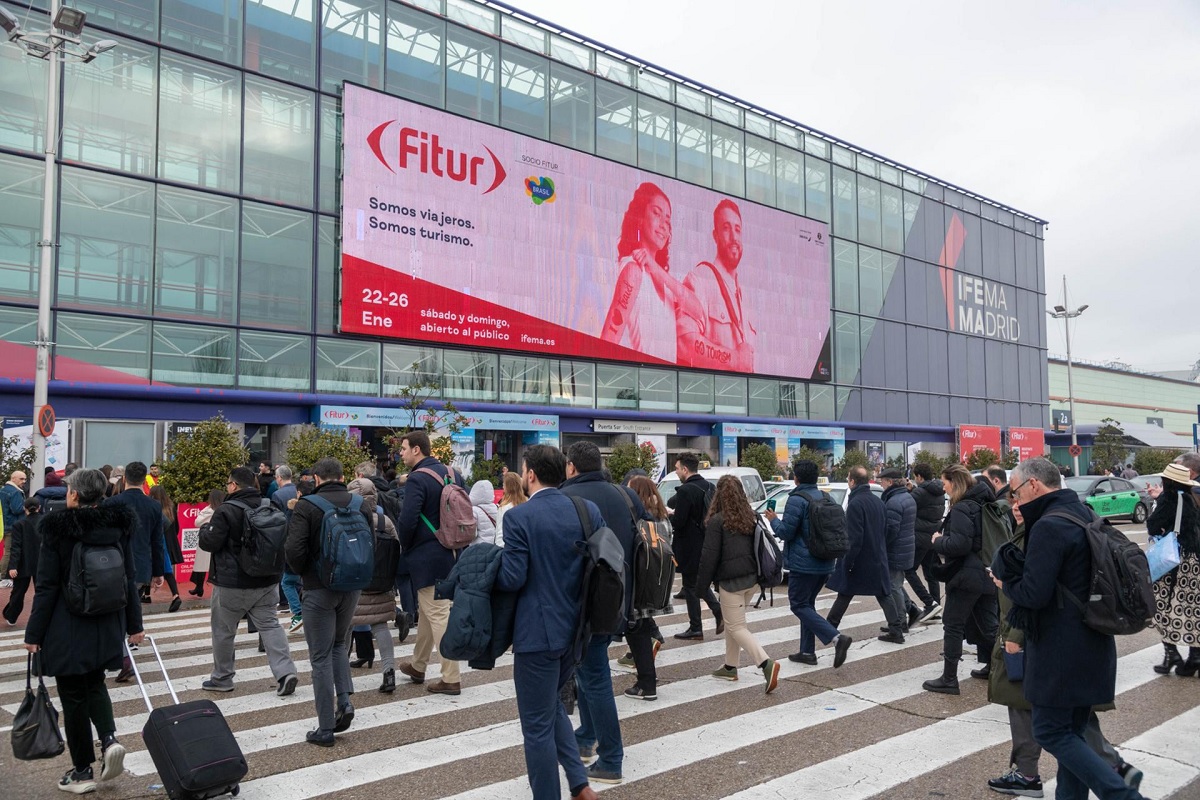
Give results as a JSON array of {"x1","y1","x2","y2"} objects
[{"x1": 3, "y1": 447, "x2": 1195, "y2": 800}]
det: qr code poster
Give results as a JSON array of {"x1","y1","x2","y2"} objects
[{"x1": 175, "y1": 503, "x2": 208, "y2": 583}]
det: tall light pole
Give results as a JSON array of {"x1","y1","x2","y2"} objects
[
  {"x1": 1048, "y1": 276, "x2": 1088, "y2": 477},
  {"x1": 1, "y1": 3, "x2": 115, "y2": 493}
]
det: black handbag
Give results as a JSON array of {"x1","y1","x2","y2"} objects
[{"x1": 11, "y1": 653, "x2": 66, "y2": 761}]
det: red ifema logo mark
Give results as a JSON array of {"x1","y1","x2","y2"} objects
[{"x1": 367, "y1": 121, "x2": 507, "y2": 194}]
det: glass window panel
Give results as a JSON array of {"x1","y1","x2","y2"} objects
[
  {"x1": 805, "y1": 135, "x2": 829, "y2": 159},
  {"x1": 902, "y1": 190, "x2": 921, "y2": 248},
  {"x1": 62, "y1": 36, "x2": 157, "y2": 176},
  {"x1": 597, "y1": 363, "x2": 637, "y2": 410},
  {"x1": 775, "y1": 144, "x2": 803, "y2": 215},
  {"x1": 832, "y1": 165, "x2": 857, "y2": 239},
  {"x1": 0, "y1": 152, "x2": 43, "y2": 302},
  {"x1": 879, "y1": 164, "x2": 900, "y2": 186},
  {"x1": 442, "y1": 350, "x2": 497, "y2": 401},
  {"x1": 678, "y1": 372, "x2": 714, "y2": 414},
  {"x1": 856, "y1": 153, "x2": 879, "y2": 177},
  {"x1": 637, "y1": 70, "x2": 672, "y2": 102},
  {"x1": 385, "y1": 2, "x2": 444, "y2": 107},
  {"x1": 880, "y1": 252, "x2": 900, "y2": 317},
  {"x1": 859, "y1": 317, "x2": 876, "y2": 364},
  {"x1": 318, "y1": 95, "x2": 339, "y2": 214},
  {"x1": 831, "y1": 144, "x2": 854, "y2": 168},
  {"x1": 72, "y1": 0, "x2": 156, "y2": 37},
  {"x1": 321, "y1": 0, "x2": 384, "y2": 92},
  {"x1": 499, "y1": 44, "x2": 548, "y2": 139},
  {"x1": 0, "y1": 32, "x2": 47, "y2": 153},
  {"x1": 595, "y1": 53, "x2": 632, "y2": 87},
  {"x1": 745, "y1": 134, "x2": 774, "y2": 206},
  {"x1": 709, "y1": 97, "x2": 740, "y2": 126},
  {"x1": 316, "y1": 216, "x2": 337, "y2": 334},
  {"x1": 241, "y1": 203, "x2": 313, "y2": 330},
  {"x1": 749, "y1": 378, "x2": 806, "y2": 419},
  {"x1": 158, "y1": 53, "x2": 241, "y2": 192},
  {"x1": 638, "y1": 367, "x2": 676, "y2": 412},
  {"x1": 550, "y1": 360, "x2": 594, "y2": 407},
  {"x1": 154, "y1": 185, "x2": 238, "y2": 322},
  {"x1": 382, "y1": 342, "x2": 439, "y2": 394},
  {"x1": 636, "y1": 94, "x2": 674, "y2": 176},
  {"x1": 857, "y1": 175, "x2": 881, "y2": 248},
  {"x1": 711, "y1": 121, "x2": 744, "y2": 197},
  {"x1": 238, "y1": 330, "x2": 311, "y2": 389},
  {"x1": 316, "y1": 337, "x2": 379, "y2": 394},
  {"x1": 55, "y1": 312, "x2": 150, "y2": 381},
  {"x1": 549, "y1": 35, "x2": 589, "y2": 70},
  {"x1": 595, "y1": 81, "x2": 636, "y2": 166},
  {"x1": 549, "y1": 63, "x2": 593, "y2": 152},
  {"x1": 675, "y1": 84, "x2": 707, "y2": 114},
  {"x1": 243, "y1": 76, "x2": 315, "y2": 206},
  {"x1": 745, "y1": 110, "x2": 771, "y2": 138},
  {"x1": 58, "y1": 167, "x2": 154, "y2": 314},
  {"x1": 903, "y1": 171, "x2": 925, "y2": 192},
  {"x1": 499, "y1": 354, "x2": 549, "y2": 403},
  {"x1": 836, "y1": 386, "x2": 858, "y2": 419},
  {"x1": 500, "y1": 16, "x2": 545, "y2": 53},
  {"x1": 153, "y1": 321, "x2": 234, "y2": 386},
  {"x1": 445, "y1": 25, "x2": 498, "y2": 123},
  {"x1": 834, "y1": 313, "x2": 859, "y2": 384},
  {"x1": 675, "y1": 108, "x2": 710, "y2": 187},
  {"x1": 809, "y1": 383, "x2": 833, "y2": 420},
  {"x1": 0, "y1": 307, "x2": 35, "y2": 380},
  {"x1": 715, "y1": 374, "x2": 748, "y2": 415},
  {"x1": 83, "y1": 421, "x2": 155, "y2": 467},
  {"x1": 858, "y1": 246, "x2": 883, "y2": 318},
  {"x1": 445, "y1": 0, "x2": 496, "y2": 34},
  {"x1": 804, "y1": 156, "x2": 830, "y2": 223},
  {"x1": 832, "y1": 239, "x2": 857, "y2": 313},
  {"x1": 161, "y1": 0, "x2": 241, "y2": 63},
  {"x1": 245, "y1": 0, "x2": 316, "y2": 85},
  {"x1": 881, "y1": 183, "x2": 903, "y2": 253}
]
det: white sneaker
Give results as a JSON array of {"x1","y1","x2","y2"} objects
[
  {"x1": 0, "y1": 579, "x2": 12, "y2": 589},
  {"x1": 99, "y1": 738, "x2": 126, "y2": 781}
]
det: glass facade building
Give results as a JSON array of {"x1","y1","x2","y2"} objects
[{"x1": 0, "y1": 0, "x2": 1049, "y2": 457}]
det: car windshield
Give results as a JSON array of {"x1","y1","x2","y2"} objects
[
  {"x1": 826, "y1": 487, "x2": 847, "y2": 505},
  {"x1": 1064, "y1": 477, "x2": 1096, "y2": 493}
]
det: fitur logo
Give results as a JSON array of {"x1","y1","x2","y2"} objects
[{"x1": 524, "y1": 176, "x2": 556, "y2": 205}]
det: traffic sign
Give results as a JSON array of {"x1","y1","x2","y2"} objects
[
  {"x1": 37, "y1": 404, "x2": 55, "y2": 438},
  {"x1": 1068, "y1": 444, "x2": 1082, "y2": 457}
]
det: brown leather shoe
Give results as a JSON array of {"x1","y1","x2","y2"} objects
[
  {"x1": 398, "y1": 663, "x2": 425, "y2": 684},
  {"x1": 572, "y1": 787, "x2": 598, "y2": 800},
  {"x1": 426, "y1": 679, "x2": 461, "y2": 695}
]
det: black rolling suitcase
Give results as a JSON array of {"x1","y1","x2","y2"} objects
[{"x1": 126, "y1": 637, "x2": 247, "y2": 800}]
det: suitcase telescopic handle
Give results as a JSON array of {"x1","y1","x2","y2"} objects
[{"x1": 124, "y1": 635, "x2": 181, "y2": 712}]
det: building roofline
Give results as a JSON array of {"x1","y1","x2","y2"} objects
[{"x1": 1049, "y1": 357, "x2": 1200, "y2": 389}]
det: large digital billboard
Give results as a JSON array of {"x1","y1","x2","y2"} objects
[{"x1": 339, "y1": 84, "x2": 832, "y2": 381}]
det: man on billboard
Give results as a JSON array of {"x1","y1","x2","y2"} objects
[
  {"x1": 599, "y1": 183, "x2": 703, "y2": 363},
  {"x1": 677, "y1": 199, "x2": 756, "y2": 372}
]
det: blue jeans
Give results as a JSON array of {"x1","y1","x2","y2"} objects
[
  {"x1": 788, "y1": 572, "x2": 839, "y2": 654},
  {"x1": 281, "y1": 570, "x2": 302, "y2": 616},
  {"x1": 574, "y1": 635, "x2": 623, "y2": 773},
  {"x1": 513, "y1": 648, "x2": 589, "y2": 800},
  {"x1": 1031, "y1": 705, "x2": 1143, "y2": 800}
]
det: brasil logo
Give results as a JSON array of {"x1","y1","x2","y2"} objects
[{"x1": 524, "y1": 176, "x2": 556, "y2": 205}]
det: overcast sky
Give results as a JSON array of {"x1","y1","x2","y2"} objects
[{"x1": 512, "y1": 0, "x2": 1200, "y2": 373}]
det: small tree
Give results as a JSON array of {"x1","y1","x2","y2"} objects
[
  {"x1": 964, "y1": 447, "x2": 1001, "y2": 471},
  {"x1": 1001, "y1": 448, "x2": 1021, "y2": 469},
  {"x1": 470, "y1": 454, "x2": 506, "y2": 486},
  {"x1": 1133, "y1": 448, "x2": 1184, "y2": 476},
  {"x1": 788, "y1": 446, "x2": 829, "y2": 476},
  {"x1": 1091, "y1": 418, "x2": 1128, "y2": 474},
  {"x1": 739, "y1": 442, "x2": 780, "y2": 483},
  {"x1": 284, "y1": 425, "x2": 373, "y2": 475},
  {"x1": 159, "y1": 416, "x2": 249, "y2": 504},
  {"x1": 911, "y1": 449, "x2": 953, "y2": 478},
  {"x1": 385, "y1": 369, "x2": 471, "y2": 470},
  {"x1": 1, "y1": 433, "x2": 35, "y2": 483},
  {"x1": 607, "y1": 442, "x2": 660, "y2": 484},
  {"x1": 831, "y1": 448, "x2": 872, "y2": 482}
]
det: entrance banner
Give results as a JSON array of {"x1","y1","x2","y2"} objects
[
  {"x1": 1008, "y1": 427, "x2": 1046, "y2": 461},
  {"x1": 175, "y1": 503, "x2": 206, "y2": 584},
  {"x1": 958, "y1": 424, "x2": 1002, "y2": 462}
]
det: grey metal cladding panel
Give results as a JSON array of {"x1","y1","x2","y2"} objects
[
  {"x1": 905, "y1": 258, "x2": 928, "y2": 326},
  {"x1": 950, "y1": 395, "x2": 971, "y2": 426},
  {"x1": 879, "y1": 257, "x2": 906, "y2": 321},
  {"x1": 967, "y1": 336, "x2": 987, "y2": 396},
  {"x1": 904, "y1": 200, "x2": 927, "y2": 263},
  {"x1": 960, "y1": 213, "x2": 983, "y2": 275},
  {"x1": 923, "y1": 201, "x2": 946, "y2": 267},
  {"x1": 1002, "y1": 343, "x2": 1019, "y2": 403},
  {"x1": 985, "y1": 339, "x2": 1005, "y2": 400},
  {"x1": 884, "y1": 321, "x2": 907, "y2": 390},
  {"x1": 908, "y1": 392, "x2": 931, "y2": 427},
  {"x1": 840, "y1": 388, "x2": 862, "y2": 422},
  {"x1": 1035, "y1": 238, "x2": 1046, "y2": 295},
  {"x1": 997, "y1": 224, "x2": 1017, "y2": 286},
  {"x1": 969, "y1": 397, "x2": 988, "y2": 424},
  {"x1": 905, "y1": 326, "x2": 930, "y2": 392},
  {"x1": 886, "y1": 390, "x2": 908, "y2": 425},
  {"x1": 859, "y1": 319, "x2": 887, "y2": 386},
  {"x1": 932, "y1": 394, "x2": 952, "y2": 427},
  {"x1": 861, "y1": 388, "x2": 885, "y2": 422},
  {"x1": 928, "y1": 329, "x2": 950, "y2": 394},
  {"x1": 948, "y1": 334, "x2": 969, "y2": 395},
  {"x1": 927, "y1": 264, "x2": 948, "y2": 329}
]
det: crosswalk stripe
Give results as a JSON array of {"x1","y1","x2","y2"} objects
[
  {"x1": 1063, "y1": 706, "x2": 1200, "y2": 798},
  {"x1": 718, "y1": 646, "x2": 1162, "y2": 800}
]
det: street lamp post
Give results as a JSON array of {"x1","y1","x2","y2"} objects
[
  {"x1": 1, "y1": 2, "x2": 115, "y2": 493},
  {"x1": 1048, "y1": 276, "x2": 1088, "y2": 477}
]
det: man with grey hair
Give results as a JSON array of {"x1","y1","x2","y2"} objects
[
  {"x1": 354, "y1": 462, "x2": 376, "y2": 479},
  {"x1": 271, "y1": 465, "x2": 297, "y2": 513},
  {"x1": 993, "y1": 458, "x2": 1147, "y2": 800}
]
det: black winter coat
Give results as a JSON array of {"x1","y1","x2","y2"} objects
[
  {"x1": 932, "y1": 480, "x2": 996, "y2": 596},
  {"x1": 882, "y1": 484, "x2": 917, "y2": 571},
  {"x1": 435, "y1": 543, "x2": 516, "y2": 669},
  {"x1": 667, "y1": 475, "x2": 713, "y2": 576},
  {"x1": 199, "y1": 487, "x2": 281, "y2": 589},
  {"x1": 910, "y1": 479, "x2": 946, "y2": 549},
  {"x1": 102, "y1": 489, "x2": 165, "y2": 584},
  {"x1": 394, "y1": 457, "x2": 461, "y2": 590},
  {"x1": 1003, "y1": 489, "x2": 1117, "y2": 708},
  {"x1": 696, "y1": 512, "x2": 758, "y2": 591},
  {"x1": 561, "y1": 472, "x2": 644, "y2": 630},
  {"x1": 25, "y1": 505, "x2": 143, "y2": 676},
  {"x1": 827, "y1": 484, "x2": 891, "y2": 596},
  {"x1": 7, "y1": 511, "x2": 42, "y2": 578},
  {"x1": 1148, "y1": 486, "x2": 1200, "y2": 557},
  {"x1": 285, "y1": 481, "x2": 375, "y2": 591}
]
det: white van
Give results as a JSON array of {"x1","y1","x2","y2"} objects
[{"x1": 657, "y1": 466, "x2": 767, "y2": 507}]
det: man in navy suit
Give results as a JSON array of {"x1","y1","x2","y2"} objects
[
  {"x1": 496, "y1": 445, "x2": 602, "y2": 800},
  {"x1": 102, "y1": 461, "x2": 165, "y2": 599}
]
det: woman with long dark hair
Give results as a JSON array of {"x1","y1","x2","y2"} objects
[
  {"x1": 1148, "y1": 462, "x2": 1200, "y2": 676},
  {"x1": 149, "y1": 485, "x2": 184, "y2": 612},
  {"x1": 599, "y1": 182, "x2": 702, "y2": 362},
  {"x1": 696, "y1": 475, "x2": 780, "y2": 694}
]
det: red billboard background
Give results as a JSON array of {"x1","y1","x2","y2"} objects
[
  {"x1": 958, "y1": 424, "x2": 1002, "y2": 463},
  {"x1": 1008, "y1": 427, "x2": 1047, "y2": 461}
]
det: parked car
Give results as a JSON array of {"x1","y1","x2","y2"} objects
[
  {"x1": 658, "y1": 466, "x2": 768, "y2": 508},
  {"x1": 1126, "y1": 473, "x2": 1163, "y2": 495},
  {"x1": 1063, "y1": 475, "x2": 1150, "y2": 524}
]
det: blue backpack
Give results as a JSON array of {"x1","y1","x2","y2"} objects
[{"x1": 305, "y1": 494, "x2": 375, "y2": 592}]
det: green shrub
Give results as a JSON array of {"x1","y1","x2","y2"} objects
[
  {"x1": 911, "y1": 450, "x2": 953, "y2": 478},
  {"x1": 788, "y1": 446, "x2": 829, "y2": 476},
  {"x1": 964, "y1": 447, "x2": 1001, "y2": 471},
  {"x1": 284, "y1": 425, "x2": 373, "y2": 476},
  {"x1": 1, "y1": 434, "x2": 35, "y2": 483},
  {"x1": 1133, "y1": 448, "x2": 1184, "y2": 476},
  {"x1": 607, "y1": 442, "x2": 661, "y2": 484},
  {"x1": 831, "y1": 448, "x2": 872, "y2": 482},
  {"x1": 739, "y1": 442, "x2": 779, "y2": 483},
  {"x1": 159, "y1": 416, "x2": 249, "y2": 504}
]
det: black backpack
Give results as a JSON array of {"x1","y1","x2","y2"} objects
[
  {"x1": 798, "y1": 488, "x2": 850, "y2": 560},
  {"x1": 753, "y1": 518, "x2": 784, "y2": 589},
  {"x1": 66, "y1": 542, "x2": 127, "y2": 617},
  {"x1": 1044, "y1": 509, "x2": 1154, "y2": 636},
  {"x1": 378, "y1": 489, "x2": 403, "y2": 527},
  {"x1": 570, "y1": 495, "x2": 626, "y2": 656},
  {"x1": 227, "y1": 499, "x2": 289, "y2": 578},
  {"x1": 365, "y1": 505, "x2": 401, "y2": 593}
]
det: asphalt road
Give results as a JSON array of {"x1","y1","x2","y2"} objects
[{"x1": 1, "y1": 523, "x2": 1196, "y2": 800}]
